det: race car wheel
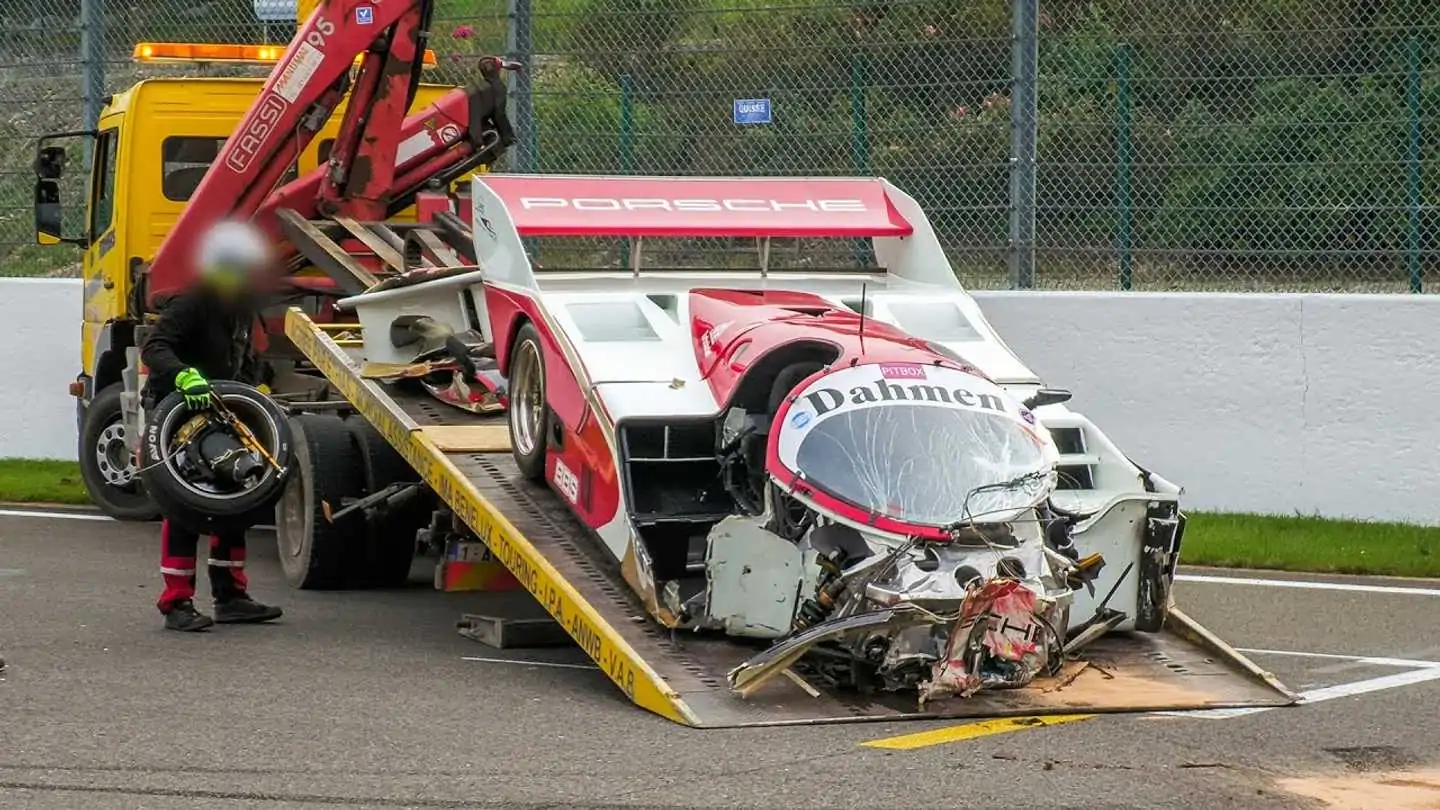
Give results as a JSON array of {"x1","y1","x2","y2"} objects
[
  {"x1": 508, "y1": 323, "x2": 550, "y2": 482},
  {"x1": 276, "y1": 413, "x2": 368, "y2": 590},
  {"x1": 346, "y1": 418, "x2": 432, "y2": 588},
  {"x1": 139, "y1": 381, "x2": 294, "y2": 535},
  {"x1": 77, "y1": 382, "x2": 161, "y2": 521},
  {"x1": 767, "y1": 361, "x2": 826, "y2": 414}
]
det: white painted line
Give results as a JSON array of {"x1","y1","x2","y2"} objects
[
  {"x1": 0, "y1": 508, "x2": 112, "y2": 522},
  {"x1": 1178, "y1": 573, "x2": 1440, "y2": 597},
  {"x1": 1297, "y1": 666, "x2": 1440, "y2": 702},
  {"x1": 462, "y1": 656, "x2": 597, "y2": 671},
  {"x1": 0, "y1": 509, "x2": 277, "y2": 532},
  {"x1": 1158, "y1": 665, "x2": 1440, "y2": 719},
  {"x1": 1236, "y1": 647, "x2": 1440, "y2": 669}
]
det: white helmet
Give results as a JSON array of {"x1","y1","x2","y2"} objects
[{"x1": 196, "y1": 219, "x2": 272, "y2": 281}]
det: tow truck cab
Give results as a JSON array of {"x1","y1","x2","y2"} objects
[{"x1": 32, "y1": 44, "x2": 459, "y2": 518}]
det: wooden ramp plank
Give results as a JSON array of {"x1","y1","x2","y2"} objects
[{"x1": 420, "y1": 425, "x2": 511, "y2": 453}]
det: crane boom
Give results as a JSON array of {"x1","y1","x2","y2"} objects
[{"x1": 144, "y1": 0, "x2": 516, "y2": 303}]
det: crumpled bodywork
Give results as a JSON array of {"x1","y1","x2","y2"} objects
[
  {"x1": 362, "y1": 349, "x2": 509, "y2": 415},
  {"x1": 723, "y1": 527, "x2": 1076, "y2": 706},
  {"x1": 921, "y1": 578, "x2": 1061, "y2": 704}
]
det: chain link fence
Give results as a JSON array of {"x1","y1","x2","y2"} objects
[
  {"x1": 1, "y1": 0, "x2": 1436, "y2": 291},
  {"x1": 1, "y1": 0, "x2": 296, "y2": 276}
]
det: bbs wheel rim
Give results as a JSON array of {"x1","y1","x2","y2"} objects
[{"x1": 510, "y1": 338, "x2": 544, "y2": 457}]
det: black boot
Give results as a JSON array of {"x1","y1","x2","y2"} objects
[
  {"x1": 164, "y1": 599, "x2": 215, "y2": 632},
  {"x1": 214, "y1": 595, "x2": 283, "y2": 624}
]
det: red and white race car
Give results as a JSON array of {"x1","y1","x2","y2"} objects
[{"x1": 346, "y1": 174, "x2": 1185, "y2": 702}]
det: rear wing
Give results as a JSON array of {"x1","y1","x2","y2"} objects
[{"x1": 453, "y1": 174, "x2": 961, "y2": 291}]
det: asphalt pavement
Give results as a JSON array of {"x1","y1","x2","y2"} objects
[{"x1": 1, "y1": 511, "x2": 1438, "y2": 809}]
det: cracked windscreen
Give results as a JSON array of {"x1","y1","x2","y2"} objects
[{"x1": 774, "y1": 362, "x2": 1056, "y2": 527}]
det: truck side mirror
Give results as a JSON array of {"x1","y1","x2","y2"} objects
[
  {"x1": 35, "y1": 179, "x2": 65, "y2": 245},
  {"x1": 35, "y1": 145, "x2": 66, "y2": 180},
  {"x1": 1022, "y1": 387, "x2": 1072, "y2": 410},
  {"x1": 32, "y1": 136, "x2": 92, "y2": 247},
  {"x1": 35, "y1": 177, "x2": 87, "y2": 247}
]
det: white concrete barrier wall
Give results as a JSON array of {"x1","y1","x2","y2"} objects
[
  {"x1": 0, "y1": 279, "x2": 83, "y2": 461},
  {"x1": 1, "y1": 279, "x2": 1435, "y2": 524},
  {"x1": 978, "y1": 292, "x2": 1440, "y2": 525}
]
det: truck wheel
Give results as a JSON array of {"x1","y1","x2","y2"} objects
[
  {"x1": 139, "y1": 381, "x2": 294, "y2": 535},
  {"x1": 276, "y1": 413, "x2": 367, "y2": 590},
  {"x1": 77, "y1": 383, "x2": 160, "y2": 521},
  {"x1": 346, "y1": 418, "x2": 431, "y2": 588},
  {"x1": 507, "y1": 323, "x2": 550, "y2": 481}
]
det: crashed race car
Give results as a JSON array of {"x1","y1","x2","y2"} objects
[{"x1": 335, "y1": 174, "x2": 1292, "y2": 716}]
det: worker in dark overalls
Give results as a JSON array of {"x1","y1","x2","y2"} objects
[{"x1": 140, "y1": 220, "x2": 284, "y2": 632}]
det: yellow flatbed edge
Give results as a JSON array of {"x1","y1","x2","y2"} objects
[{"x1": 288, "y1": 309, "x2": 698, "y2": 725}]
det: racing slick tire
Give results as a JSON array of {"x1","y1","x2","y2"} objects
[
  {"x1": 767, "y1": 361, "x2": 826, "y2": 414},
  {"x1": 507, "y1": 322, "x2": 551, "y2": 482},
  {"x1": 139, "y1": 381, "x2": 294, "y2": 535},
  {"x1": 77, "y1": 382, "x2": 161, "y2": 521},
  {"x1": 276, "y1": 413, "x2": 368, "y2": 590},
  {"x1": 345, "y1": 418, "x2": 433, "y2": 588}
]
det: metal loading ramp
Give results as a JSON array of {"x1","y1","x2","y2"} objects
[{"x1": 286, "y1": 309, "x2": 1298, "y2": 728}]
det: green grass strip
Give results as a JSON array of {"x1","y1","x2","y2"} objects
[
  {"x1": 0, "y1": 459, "x2": 91, "y2": 505},
  {"x1": 1183, "y1": 511, "x2": 1440, "y2": 579},
  {"x1": 0, "y1": 459, "x2": 1436, "y2": 578}
]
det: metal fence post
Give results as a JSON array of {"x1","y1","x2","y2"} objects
[
  {"x1": 619, "y1": 73, "x2": 634, "y2": 268},
  {"x1": 850, "y1": 52, "x2": 871, "y2": 269},
  {"x1": 1405, "y1": 36, "x2": 1423, "y2": 294},
  {"x1": 506, "y1": 0, "x2": 537, "y2": 173},
  {"x1": 80, "y1": 0, "x2": 106, "y2": 170},
  {"x1": 619, "y1": 73, "x2": 635, "y2": 174},
  {"x1": 1115, "y1": 43, "x2": 1133, "y2": 291},
  {"x1": 1007, "y1": 0, "x2": 1039, "y2": 289}
]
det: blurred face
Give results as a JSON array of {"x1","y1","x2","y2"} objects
[
  {"x1": 193, "y1": 219, "x2": 275, "y2": 305},
  {"x1": 201, "y1": 264, "x2": 256, "y2": 302}
]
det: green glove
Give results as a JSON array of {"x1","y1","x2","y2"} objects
[{"x1": 175, "y1": 367, "x2": 212, "y2": 410}]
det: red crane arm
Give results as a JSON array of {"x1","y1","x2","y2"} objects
[{"x1": 144, "y1": 0, "x2": 516, "y2": 304}]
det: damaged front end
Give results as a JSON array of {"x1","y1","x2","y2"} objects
[
  {"x1": 710, "y1": 360, "x2": 1181, "y2": 706},
  {"x1": 723, "y1": 508, "x2": 1103, "y2": 704}
]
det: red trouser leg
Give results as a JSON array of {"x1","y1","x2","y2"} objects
[
  {"x1": 208, "y1": 530, "x2": 249, "y2": 603},
  {"x1": 158, "y1": 518, "x2": 200, "y2": 613}
]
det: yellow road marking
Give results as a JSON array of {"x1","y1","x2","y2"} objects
[{"x1": 861, "y1": 714, "x2": 1096, "y2": 750}]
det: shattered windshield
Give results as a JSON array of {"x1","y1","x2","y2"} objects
[{"x1": 773, "y1": 363, "x2": 1055, "y2": 527}]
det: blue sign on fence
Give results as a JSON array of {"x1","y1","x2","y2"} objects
[{"x1": 733, "y1": 98, "x2": 772, "y2": 125}]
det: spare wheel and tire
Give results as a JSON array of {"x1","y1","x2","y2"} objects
[
  {"x1": 275, "y1": 412, "x2": 369, "y2": 590},
  {"x1": 138, "y1": 381, "x2": 294, "y2": 536},
  {"x1": 77, "y1": 383, "x2": 161, "y2": 521}
]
